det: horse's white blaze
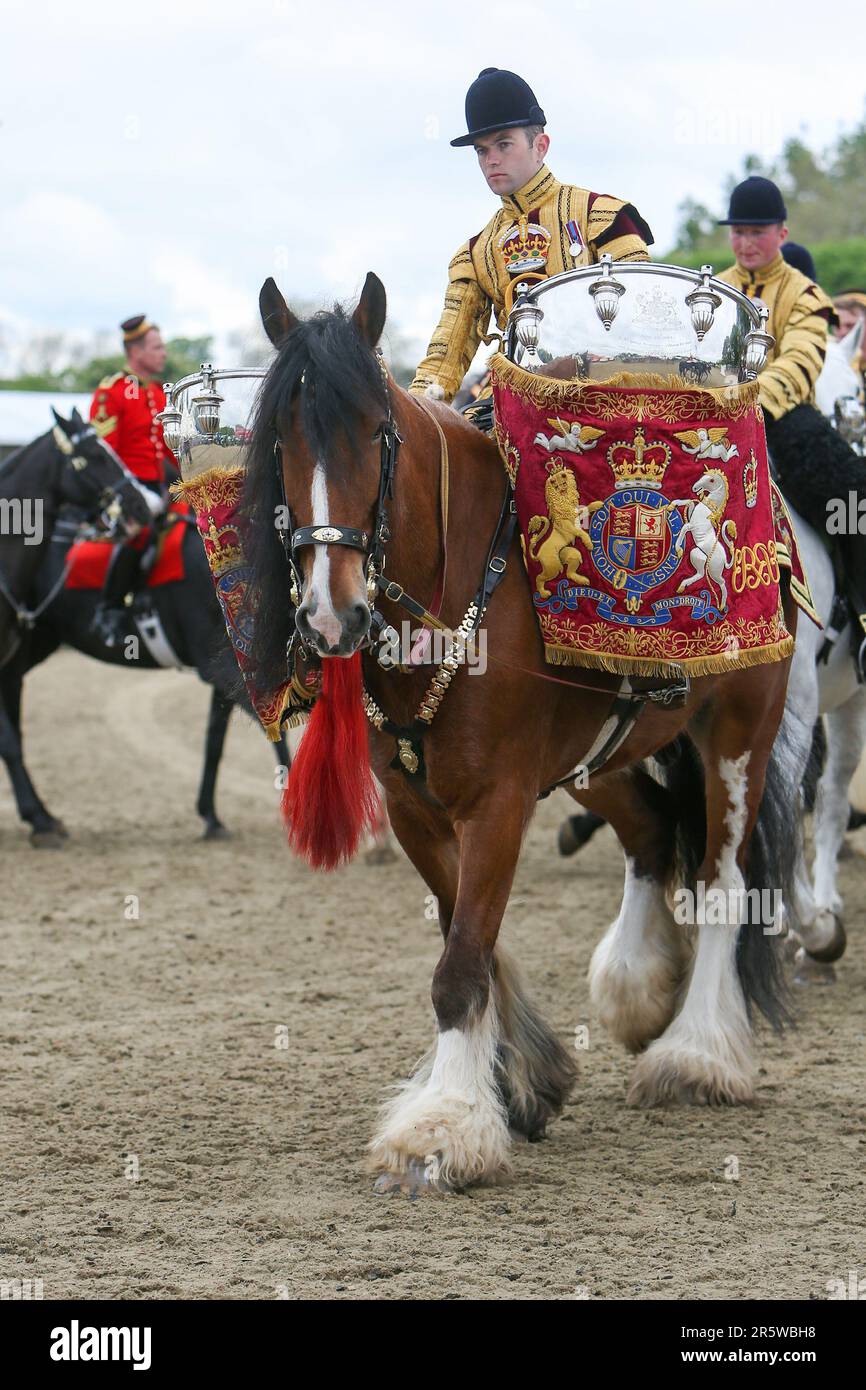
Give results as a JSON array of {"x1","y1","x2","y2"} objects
[
  {"x1": 368, "y1": 997, "x2": 511, "y2": 1185},
  {"x1": 301, "y1": 460, "x2": 344, "y2": 649},
  {"x1": 629, "y1": 753, "x2": 754, "y2": 1104},
  {"x1": 589, "y1": 857, "x2": 684, "y2": 1051}
]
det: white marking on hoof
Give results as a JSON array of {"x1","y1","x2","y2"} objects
[
  {"x1": 628, "y1": 754, "x2": 757, "y2": 1106},
  {"x1": 589, "y1": 860, "x2": 686, "y2": 1052},
  {"x1": 367, "y1": 999, "x2": 511, "y2": 1188}
]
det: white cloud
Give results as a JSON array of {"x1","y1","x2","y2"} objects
[{"x1": 0, "y1": 0, "x2": 863, "y2": 376}]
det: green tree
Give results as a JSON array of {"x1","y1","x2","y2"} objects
[{"x1": 0, "y1": 335, "x2": 215, "y2": 393}]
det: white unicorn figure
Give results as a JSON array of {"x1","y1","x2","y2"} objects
[{"x1": 669, "y1": 470, "x2": 737, "y2": 610}]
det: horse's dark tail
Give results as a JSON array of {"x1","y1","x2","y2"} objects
[{"x1": 661, "y1": 724, "x2": 794, "y2": 1032}]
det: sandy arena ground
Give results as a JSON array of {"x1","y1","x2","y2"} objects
[{"x1": 2, "y1": 648, "x2": 864, "y2": 1301}]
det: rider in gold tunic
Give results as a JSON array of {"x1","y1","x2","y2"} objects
[
  {"x1": 410, "y1": 68, "x2": 653, "y2": 404},
  {"x1": 717, "y1": 177, "x2": 866, "y2": 675}
]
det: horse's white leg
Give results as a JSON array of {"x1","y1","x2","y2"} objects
[
  {"x1": 811, "y1": 691, "x2": 866, "y2": 943},
  {"x1": 368, "y1": 992, "x2": 511, "y2": 1189},
  {"x1": 369, "y1": 790, "x2": 531, "y2": 1190},
  {"x1": 628, "y1": 752, "x2": 758, "y2": 1106},
  {"x1": 589, "y1": 856, "x2": 686, "y2": 1052}
]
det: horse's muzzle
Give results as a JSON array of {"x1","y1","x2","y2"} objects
[{"x1": 295, "y1": 598, "x2": 371, "y2": 657}]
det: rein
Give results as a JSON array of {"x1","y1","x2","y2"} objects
[{"x1": 0, "y1": 425, "x2": 140, "y2": 630}]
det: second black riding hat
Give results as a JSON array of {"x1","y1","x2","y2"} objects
[
  {"x1": 450, "y1": 67, "x2": 546, "y2": 147},
  {"x1": 718, "y1": 175, "x2": 788, "y2": 225}
]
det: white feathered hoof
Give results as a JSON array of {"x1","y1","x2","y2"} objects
[
  {"x1": 626, "y1": 1035, "x2": 756, "y2": 1108},
  {"x1": 801, "y1": 909, "x2": 847, "y2": 963},
  {"x1": 367, "y1": 1010, "x2": 513, "y2": 1192},
  {"x1": 589, "y1": 943, "x2": 682, "y2": 1053},
  {"x1": 367, "y1": 1090, "x2": 511, "y2": 1192}
]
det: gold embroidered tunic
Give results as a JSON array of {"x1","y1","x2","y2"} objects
[
  {"x1": 716, "y1": 254, "x2": 835, "y2": 421},
  {"x1": 409, "y1": 164, "x2": 652, "y2": 401}
]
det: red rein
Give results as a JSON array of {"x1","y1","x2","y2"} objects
[{"x1": 281, "y1": 653, "x2": 381, "y2": 870}]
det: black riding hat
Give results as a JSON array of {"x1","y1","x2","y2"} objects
[
  {"x1": 782, "y1": 241, "x2": 816, "y2": 280},
  {"x1": 718, "y1": 176, "x2": 788, "y2": 226},
  {"x1": 451, "y1": 67, "x2": 546, "y2": 148}
]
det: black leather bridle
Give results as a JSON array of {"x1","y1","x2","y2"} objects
[{"x1": 273, "y1": 363, "x2": 403, "y2": 659}]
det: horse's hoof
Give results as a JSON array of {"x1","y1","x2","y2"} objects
[
  {"x1": 365, "y1": 844, "x2": 398, "y2": 867},
  {"x1": 794, "y1": 948, "x2": 837, "y2": 986},
  {"x1": 372, "y1": 1159, "x2": 454, "y2": 1198},
  {"x1": 30, "y1": 829, "x2": 66, "y2": 850},
  {"x1": 804, "y1": 912, "x2": 847, "y2": 964},
  {"x1": 202, "y1": 821, "x2": 231, "y2": 841},
  {"x1": 557, "y1": 814, "x2": 601, "y2": 858},
  {"x1": 627, "y1": 1044, "x2": 754, "y2": 1108}
]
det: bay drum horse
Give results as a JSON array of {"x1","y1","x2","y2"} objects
[{"x1": 244, "y1": 273, "x2": 799, "y2": 1193}]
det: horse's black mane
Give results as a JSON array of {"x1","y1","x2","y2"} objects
[
  {"x1": 0, "y1": 431, "x2": 54, "y2": 485},
  {"x1": 242, "y1": 304, "x2": 389, "y2": 688}
]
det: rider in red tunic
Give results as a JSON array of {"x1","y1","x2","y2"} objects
[{"x1": 88, "y1": 315, "x2": 174, "y2": 644}]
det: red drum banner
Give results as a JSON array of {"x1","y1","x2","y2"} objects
[
  {"x1": 173, "y1": 466, "x2": 318, "y2": 738},
  {"x1": 491, "y1": 356, "x2": 812, "y2": 677}
]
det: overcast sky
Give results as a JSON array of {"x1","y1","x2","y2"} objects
[{"x1": 2, "y1": 0, "x2": 863, "y2": 375}]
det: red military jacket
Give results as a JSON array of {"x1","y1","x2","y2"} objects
[{"x1": 89, "y1": 371, "x2": 169, "y2": 484}]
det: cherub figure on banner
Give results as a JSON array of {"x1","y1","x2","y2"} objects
[
  {"x1": 667, "y1": 469, "x2": 738, "y2": 610},
  {"x1": 534, "y1": 419, "x2": 606, "y2": 454},
  {"x1": 673, "y1": 426, "x2": 739, "y2": 463}
]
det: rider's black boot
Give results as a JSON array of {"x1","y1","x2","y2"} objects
[
  {"x1": 836, "y1": 531, "x2": 866, "y2": 681},
  {"x1": 90, "y1": 544, "x2": 141, "y2": 649},
  {"x1": 765, "y1": 404, "x2": 866, "y2": 680}
]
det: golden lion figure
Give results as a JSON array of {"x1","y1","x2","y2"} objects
[{"x1": 527, "y1": 461, "x2": 602, "y2": 600}]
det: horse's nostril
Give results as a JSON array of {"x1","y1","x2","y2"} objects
[{"x1": 349, "y1": 602, "x2": 371, "y2": 635}]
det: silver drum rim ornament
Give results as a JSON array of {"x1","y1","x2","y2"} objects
[{"x1": 504, "y1": 260, "x2": 774, "y2": 387}]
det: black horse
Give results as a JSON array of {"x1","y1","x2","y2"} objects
[{"x1": 0, "y1": 410, "x2": 288, "y2": 846}]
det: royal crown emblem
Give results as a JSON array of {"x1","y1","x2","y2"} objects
[
  {"x1": 498, "y1": 217, "x2": 551, "y2": 276},
  {"x1": 606, "y1": 428, "x2": 671, "y2": 489},
  {"x1": 204, "y1": 513, "x2": 244, "y2": 578}
]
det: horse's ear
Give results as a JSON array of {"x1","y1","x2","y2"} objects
[
  {"x1": 842, "y1": 318, "x2": 864, "y2": 361},
  {"x1": 70, "y1": 407, "x2": 85, "y2": 429},
  {"x1": 51, "y1": 406, "x2": 70, "y2": 433},
  {"x1": 352, "y1": 272, "x2": 386, "y2": 348},
  {"x1": 259, "y1": 277, "x2": 298, "y2": 348}
]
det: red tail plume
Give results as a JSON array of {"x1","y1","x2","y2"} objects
[{"x1": 281, "y1": 653, "x2": 381, "y2": 870}]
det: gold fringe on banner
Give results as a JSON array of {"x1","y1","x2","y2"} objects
[
  {"x1": 543, "y1": 635, "x2": 794, "y2": 677},
  {"x1": 170, "y1": 464, "x2": 246, "y2": 512},
  {"x1": 489, "y1": 354, "x2": 761, "y2": 423}
]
